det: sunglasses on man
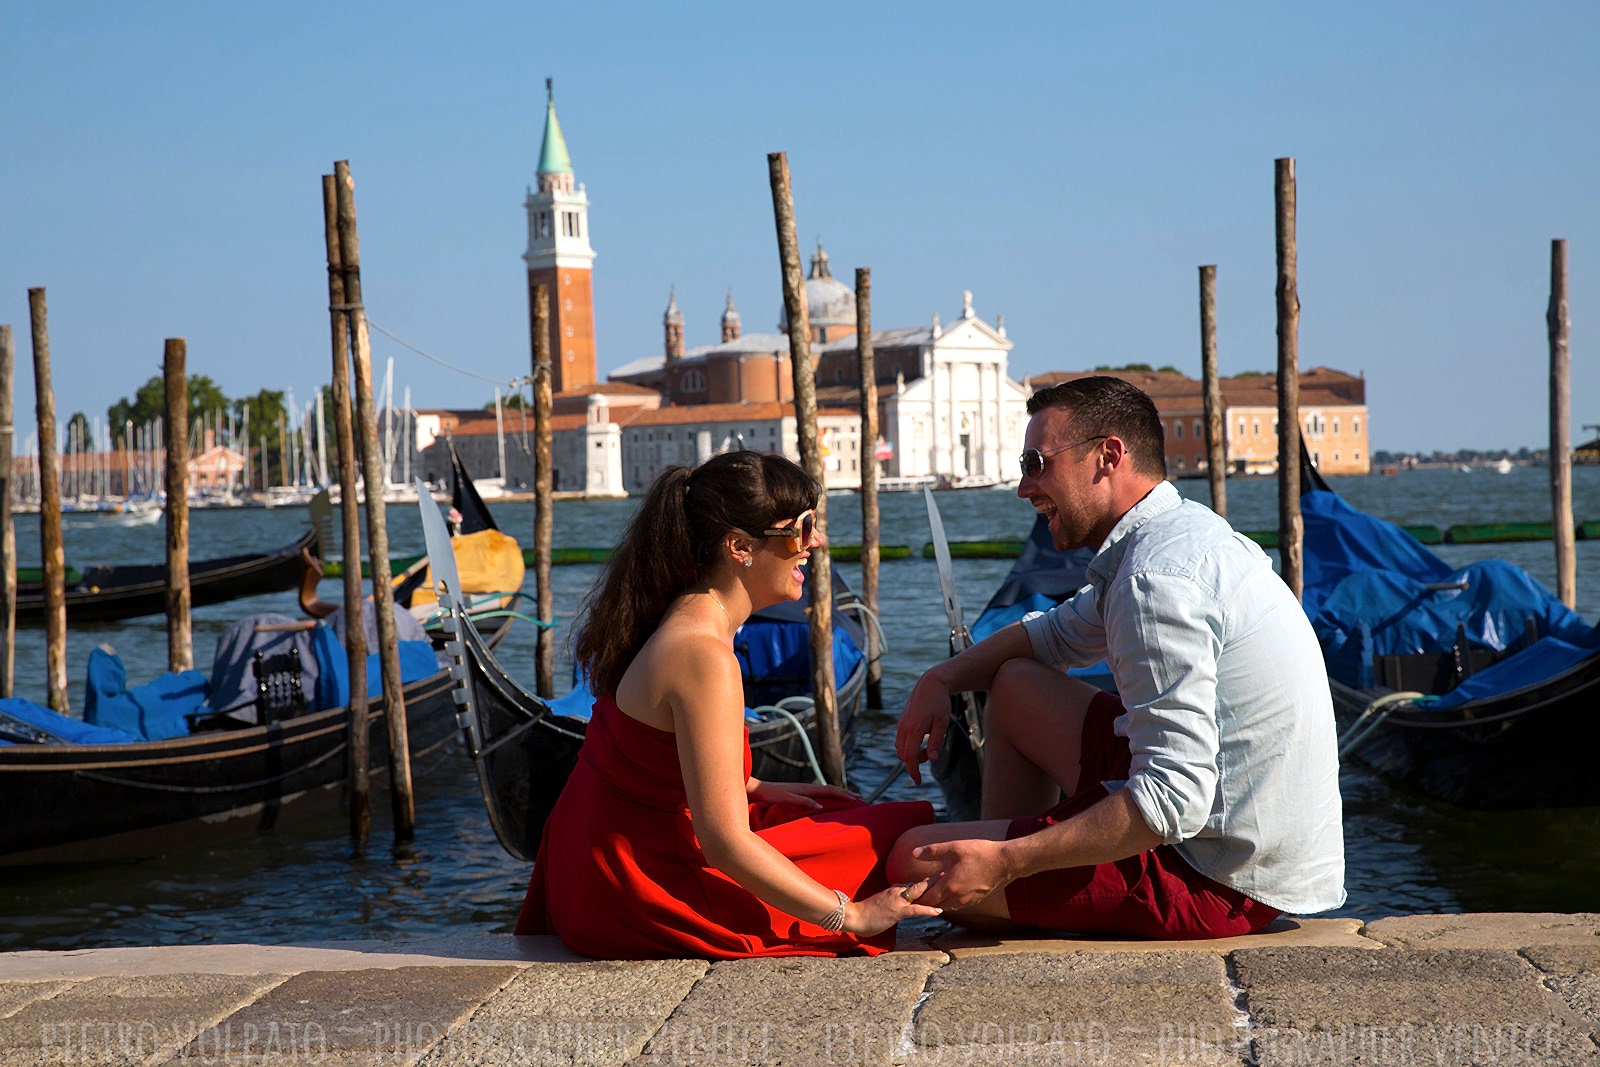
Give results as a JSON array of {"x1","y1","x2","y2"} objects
[{"x1": 1018, "y1": 436, "x2": 1109, "y2": 479}]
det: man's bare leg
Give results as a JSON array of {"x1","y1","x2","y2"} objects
[
  {"x1": 887, "y1": 821, "x2": 1019, "y2": 931},
  {"x1": 980, "y1": 662, "x2": 1103, "y2": 820}
]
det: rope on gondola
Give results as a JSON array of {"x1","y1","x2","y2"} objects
[
  {"x1": 73, "y1": 741, "x2": 348, "y2": 794},
  {"x1": 1337, "y1": 691, "x2": 1425, "y2": 758},
  {"x1": 748, "y1": 697, "x2": 825, "y2": 784}
]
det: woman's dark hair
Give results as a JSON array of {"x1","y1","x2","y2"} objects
[{"x1": 573, "y1": 451, "x2": 821, "y2": 695}]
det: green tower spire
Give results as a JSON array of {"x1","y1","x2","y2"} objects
[{"x1": 537, "y1": 77, "x2": 573, "y2": 176}]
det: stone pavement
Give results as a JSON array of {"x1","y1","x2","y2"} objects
[{"x1": 1, "y1": 914, "x2": 1598, "y2": 1065}]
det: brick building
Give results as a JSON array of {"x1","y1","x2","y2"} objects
[{"x1": 1028, "y1": 367, "x2": 1371, "y2": 476}]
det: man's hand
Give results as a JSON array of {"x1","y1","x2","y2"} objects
[
  {"x1": 910, "y1": 837, "x2": 1016, "y2": 911},
  {"x1": 895, "y1": 669, "x2": 954, "y2": 785}
]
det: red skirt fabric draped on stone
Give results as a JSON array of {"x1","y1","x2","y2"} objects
[{"x1": 515, "y1": 694, "x2": 935, "y2": 960}]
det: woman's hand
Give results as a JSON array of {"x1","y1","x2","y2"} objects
[
  {"x1": 748, "y1": 779, "x2": 859, "y2": 810},
  {"x1": 842, "y1": 879, "x2": 944, "y2": 936}
]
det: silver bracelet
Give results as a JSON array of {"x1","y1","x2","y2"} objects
[{"x1": 819, "y1": 889, "x2": 850, "y2": 933}]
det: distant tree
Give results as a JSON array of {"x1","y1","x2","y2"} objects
[
  {"x1": 485, "y1": 393, "x2": 529, "y2": 412},
  {"x1": 108, "y1": 373, "x2": 233, "y2": 437},
  {"x1": 65, "y1": 412, "x2": 93, "y2": 452},
  {"x1": 1234, "y1": 370, "x2": 1272, "y2": 378},
  {"x1": 233, "y1": 389, "x2": 288, "y2": 485}
]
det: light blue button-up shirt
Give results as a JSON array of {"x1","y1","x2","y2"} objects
[{"x1": 1020, "y1": 481, "x2": 1345, "y2": 915}]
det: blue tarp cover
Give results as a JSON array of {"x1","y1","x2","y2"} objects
[
  {"x1": 82, "y1": 648, "x2": 209, "y2": 741},
  {"x1": 310, "y1": 623, "x2": 442, "y2": 709},
  {"x1": 1303, "y1": 489, "x2": 1598, "y2": 696},
  {"x1": 0, "y1": 696, "x2": 142, "y2": 745},
  {"x1": 971, "y1": 515, "x2": 1114, "y2": 690},
  {"x1": 552, "y1": 616, "x2": 866, "y2": 723}
]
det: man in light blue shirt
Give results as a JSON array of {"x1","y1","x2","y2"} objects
[{"x1": 890, "y1": 376, "x2": 1344, "y2": 936}]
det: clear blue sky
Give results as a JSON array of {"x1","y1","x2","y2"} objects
[{"x1": 2, "y1": 1, "x2": 1595, "y2": 452}]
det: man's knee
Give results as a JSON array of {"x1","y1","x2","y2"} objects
[
  {"x1": 986, "y1": 658, "x2": 1037, "y2": 731},
  {"x1": 886, "y1": 824, "x2": 947, "y2": 884}
]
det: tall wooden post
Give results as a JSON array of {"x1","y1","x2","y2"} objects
[
  {"x1": 1199, "y1": 265, "x2": 1227, "y2": 519},
  {"x1": 323, "y1": 173, "x2": 370, "y2": 841},
  {"x1": 334, "y1": 160, "x2": 415, "y2": 843},
  {"x1": 530, "y1": 284, "x2": 555, "y2": 698},
  {"x1": 855, "y1": 267, "x2": 882, "y2": 709},
  {"x1": 1274, "y1": 158, "x2": 1302, "y2": 600},
  {"x1": 767, "y1": 151, "x2": 845, "y2": 786},
  {"x1": 0, "y1": 325, "x2": 14, "y2": 699},
  {"x1": 28, "y1": 289, "x2": 68, "y2": 712},
  {"x1": 1548, "y1": 238, "x2": 1576, "y2": 609},
  {"x1": 163, "y1": 339, "x2": 193, "y2": 673}
]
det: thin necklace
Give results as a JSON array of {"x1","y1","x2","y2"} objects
[{"x1": 706, "y1": 589, "x2": 732, "y2": 631}]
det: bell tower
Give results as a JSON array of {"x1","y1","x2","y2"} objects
[{"x1": 524, "y1": 78, "x2": 597, "y2": 394}]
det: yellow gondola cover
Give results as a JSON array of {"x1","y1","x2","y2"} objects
[{"x1": 406, "y1": 529, "x2": 525, "y2": 607}]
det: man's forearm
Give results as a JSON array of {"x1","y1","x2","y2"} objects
[
  {"x1": 930, "y1": 622, "x2": 1034, "y2": 694},
  {"x1": 1000, "y1": 788, "x2": 1164, "y2": 880}
]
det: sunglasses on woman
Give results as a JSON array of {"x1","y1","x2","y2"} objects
[
  {"x1": 758, "y1": 509, "x2": 817, "y2": 549},
  {"x1": 1018, "y1": 435, "x2": 1108, "y2": 478}
]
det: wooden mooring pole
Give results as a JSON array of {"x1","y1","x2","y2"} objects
[
  {"x1": 1548, "y1": 238, "x2": 1576, "y2": 609},
  {"x1": 767, "y1": 151, "x2": 845, "y2": 786},
  {"x1": 322, "y1": 173, "x2": 370, "y2": 841},
  {"x1": 1199, "y1": 265, "x2": 1226, "y2": 520},
  {"x1": 530, "y1": 284, "x2": 555, "y2": 698},
  {"x1": 334, "y1": 159, "x2": 415, "y2": 844},
  {"x1": 0, "y1": 324, "x2": 14, "y2": 699},
  {"x1": 1274, "y1": 158, "x2": 1303, "y2": 601},
  {"x1": 28, "y1": 289, "x2": 69, "y2": 711},
  {"x1": 163, "y1": 338, "x2": 193, "y2": 673},
  {"x1": 855, "y1": 267, "x2": 882, "y2": 709}
]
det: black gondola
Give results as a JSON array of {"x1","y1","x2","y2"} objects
[
  {"x1": 0, "y1": 615, "x2": 514, "y2": 865},
  {"x1": 16, "y1": 529, "x2": 317, "y2": 625},
  {"x1": 1299, "y1": 450, "x2": 1600, "y2": 809},
  {"x1": 443, "y1": 582, "x2": 873, "y2": 862}
]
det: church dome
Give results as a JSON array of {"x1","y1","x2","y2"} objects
[{"x1": 779, "y1": 240, "x2": 856, "y2": 332}]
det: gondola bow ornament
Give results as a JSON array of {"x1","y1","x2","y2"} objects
[{"x1": 923, "y1": 485, "x2": 984, "y2": 753}]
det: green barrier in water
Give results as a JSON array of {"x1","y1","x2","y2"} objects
[
  {"x1": 1445, "y1": 522, "x2": 1555, "y2": 544},
  {"x1": 920, "y1": 541, "x2": 1027, "y2": 559},
  {"x1": 17, "y1": 566, "x2": 85, "y2": 585}
]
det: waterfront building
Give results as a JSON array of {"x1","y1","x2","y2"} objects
[
  {"x1": 610, "y1": 245, "x2": 1030, "y2": 488},
  {"x1": 501, "y1": 84, "x2": 1030, "y2": 496},
  {"x1": 1028, "y1": 367, "x2": 1371, "y2": 476}
]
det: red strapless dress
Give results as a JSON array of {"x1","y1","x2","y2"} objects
[{"x1": 514, "y1": 694, "x2": 935, "y2": 959}]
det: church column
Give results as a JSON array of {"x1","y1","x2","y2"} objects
[{"x1": 940, "y1": 361, "x2": 953, "y2": 476}]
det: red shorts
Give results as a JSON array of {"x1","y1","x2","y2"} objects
[{"x1": 1002, "y1": 690, "x2": 1282, "y2": 939}]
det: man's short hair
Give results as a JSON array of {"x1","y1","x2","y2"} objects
[{"x1": 1026, "y1": 376, "x2": 1168, "y2": 479}]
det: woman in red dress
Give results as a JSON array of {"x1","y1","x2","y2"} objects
[{"x1": 515, "y1": 452, "x2": 940, "y2": 959}]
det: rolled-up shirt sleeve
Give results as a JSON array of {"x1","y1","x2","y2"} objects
[
  {"x1": 1108, "y1": 571, "x2": 1224, "y2": 844},
  {"x1": 1021, "y1": 585, "x2": 1107, "y2": 669}
]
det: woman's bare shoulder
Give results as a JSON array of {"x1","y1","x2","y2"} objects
[{"x1": 648, "y1": 612, "x2": 739, "y2": 677}]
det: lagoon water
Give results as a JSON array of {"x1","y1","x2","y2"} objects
[{"x1": 6, "y1": 465, "x2": 1600, "y2": 949}]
